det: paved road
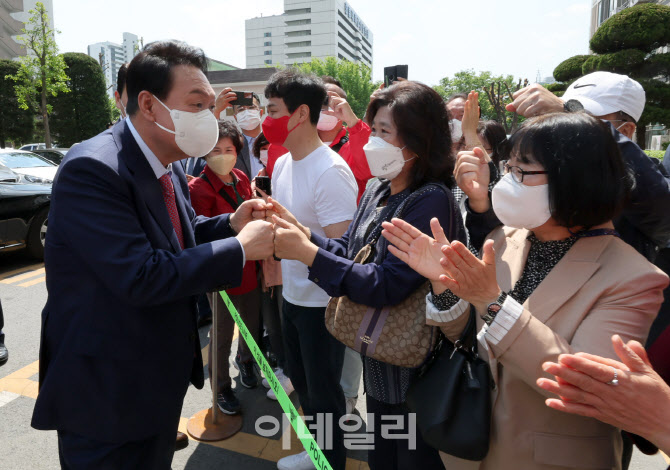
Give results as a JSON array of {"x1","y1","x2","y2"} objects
[{"x1": 0, "y1": 250, "x2": 667, "y2": 470}]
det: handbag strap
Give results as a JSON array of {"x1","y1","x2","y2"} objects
[
  {"x1": 200, "y1": 172, "x2": 241, "y2": 211},
  {"x1": 367, "y1": 182, "x2": 450, "y2": 247}
]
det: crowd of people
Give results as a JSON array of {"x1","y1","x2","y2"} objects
[{"x1": 30, "y1": 39, "x2": 670, "y2": 470}]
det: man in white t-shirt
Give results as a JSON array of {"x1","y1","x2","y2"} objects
[{"x1": 263, "y1": 69, "x2": 357, "y2": 470}]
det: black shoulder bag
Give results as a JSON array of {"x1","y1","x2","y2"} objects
[{"x1": 406, "y1": 309, "x2": 492, "y2": 461}]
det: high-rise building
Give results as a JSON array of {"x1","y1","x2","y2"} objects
[
  {"x1": 590, "y1": 0, "x2": 670, "y2": 37},
  {"x1": 88, "y1": 32, "x2": 140, "y2": 99},
  {"x1": 1, "y1": 0, "x2": 55, "y2": 60},
  {"x1": 245, "y1": 0, "x2": 373, "y2": 69}
]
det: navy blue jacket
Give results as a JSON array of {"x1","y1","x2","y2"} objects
[{"x1": 31, "y1": 121, "x2": 244, "y2": 443}]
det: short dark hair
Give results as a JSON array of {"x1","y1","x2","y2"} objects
[
  {"x1": 503, "y1": 112, "x2": 632, "y2": 229},
  {"x1": 216, "y1": 120, "x2": 244, "y2": 155},
  {"x1": 252, "y1": 132, "x2": 269, "y2": 158},
  {"x1": 446, "y1": 93, "x2": 468, "y2": 104},
  {"x1": 321, "y1": 75, "x2": 347, "y2": 99},
  {"x1": 366, "y1": 81, "x2": 454, "y2": 191},
  {"x1": 117, "y1": 63, "x2": 129, "y2": 96},
  {"x1": 126, "y1": 40, "x2": 208, "y2": 116},
  {"x1": 477, "y1": 120, "x2": 507, "y2": 165},
  {"x1": 264, "y1": 69, "x2": 326, "y2": 125}
]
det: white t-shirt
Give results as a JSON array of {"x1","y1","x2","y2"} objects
[{"x1": 272, "y1": 144, "x2": 358, "y2": 307}]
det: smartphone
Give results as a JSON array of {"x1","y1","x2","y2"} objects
[
  {"x1": 255, "y1": 176, "x2": 272, "y2": 197},
  {"x1": 384, "y1": 65, "x2": 409, "y2": 87},
  {"x1": 233, "y1": 91, "x2": 254, "y2": 106}
]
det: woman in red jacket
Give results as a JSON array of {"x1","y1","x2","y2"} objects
[{"x1": 188, "y1": 121, "x2": 261, "y2": 415}]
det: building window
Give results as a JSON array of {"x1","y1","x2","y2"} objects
[
  {"x1": 264, "y1": 32, "x2": 272, "y2": 37},
  {"x1": 286, "y1": 51, "x2": 312, "y2": 59},
  {"x1": 265, "y1": 60, "x2": 272, "y2": 65},
  {"x1": 286, "y1": 8, "x2": 311, "y2": 15},
  {"x1": 264, "y1": 41, "x2": 272, "y2": 46},
  {"x1": 264, "y1": 50, "x2": 272, "y2": 55},
  {"x1": 287, "y1": 30, "x2": 311, "y2": 37},
  {"x1": 286, "y1": 41, "x2": 311, "y2": 48},
  {"x1": 286, "y1": 19, "x2": 311, "y2": 26}
]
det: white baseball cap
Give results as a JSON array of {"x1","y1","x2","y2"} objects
[{"x1": 562, "y1": 71, "x2": 646, "y2": 122}]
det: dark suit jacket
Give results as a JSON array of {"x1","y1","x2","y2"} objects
[
  {"x1": 31, "y1": 120, "x2": 244, "y2": 443},
  {"x1": 234, "y1": 137, "x2": 253, "y2": 181}
]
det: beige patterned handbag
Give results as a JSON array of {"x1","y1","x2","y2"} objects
[{"x1": 324, "y1": 184, "x2": 448, "y2": 368}]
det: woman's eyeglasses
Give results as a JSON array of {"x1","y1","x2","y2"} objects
[{"x1": 502, "y1": 161, "x2": 548, "y2": 184}]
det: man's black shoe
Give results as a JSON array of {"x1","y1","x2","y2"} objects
[
  {"x1": 217, "y1": 387, "x2": 241, "y2": 415},
  {"x1": 0, "y1": 343, "x2": 7, "y2": 366},
  {"x1": 234, "y1": 354, "x2": 258, "y2": 388},
  {"x1": 175, "y1": 432, "x2": 189, "y2": 451}
]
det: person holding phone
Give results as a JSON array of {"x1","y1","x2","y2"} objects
[
  {"x1": 188, "y1": 120, "x2": 262, "y2": 415},
  {"x1": 215, "y1": 88, "x2": 265, "y2": 182}
]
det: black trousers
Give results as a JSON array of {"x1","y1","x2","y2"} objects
[
  {"x1": 281, "y1": 299, "x2": 346, "y2": 470},
  {"x1": 366, "y1": 395, "x2": 444, "y2": 470},
  {"x1": 57, "y1": 429, "x2": 176, "y2": 470},
  {"x1": 0, "y1": 298, "x2": 4, "y2": 344}
]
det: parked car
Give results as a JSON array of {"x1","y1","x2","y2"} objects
[
  {"x1": 32, "y1": 148, "x2": 69, "y2": 165},
  {"x1": 19, "y1": 143, "x2": 46, "y2": 151},
  {"x1": 0, "y1": 149, "x2": 58, "y2": 184},
  {"x1": 0, "y1": 163, "x2": 50, "y2": 259}
]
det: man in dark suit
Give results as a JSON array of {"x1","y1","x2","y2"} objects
[{"x1": 31, "y1": 40, "x2": 274, "y2": 469}]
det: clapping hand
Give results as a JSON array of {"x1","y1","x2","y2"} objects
[
  {"x1": 461, "y1": 91, "x2": 485, "y2": 151},
  {"x1": 382, "y1": 217, "x2": 453, "y2": 286},
  {"x1": 454, "y1": 147, "x2": 491, "y2": 213}
]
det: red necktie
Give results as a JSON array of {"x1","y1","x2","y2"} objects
[{"x1": 158, "y1": 173, "x2": 185, "y2": 249}]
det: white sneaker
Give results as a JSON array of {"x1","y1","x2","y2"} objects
[
  {"x1": 277, "y1": 451, "x2": 315, "y2": 470},
  {"x1": 262, "y1": 367, "x2": 284, "y2": 389},
  {"x1": 267, "y1": 369, "x2": 295, "y2": 401},
  {"x1": 345, "y1": 396, "x2": 358, "y2": 417}
]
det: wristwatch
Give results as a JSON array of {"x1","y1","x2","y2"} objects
[
  {"x1": 482, "y1": 292, "x2": 508, "y2": 326},
  {"x1": 563, "y1": 99, "x2": 584, "y2": 113}
]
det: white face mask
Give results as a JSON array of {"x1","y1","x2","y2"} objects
[
  {"x1": 317, "y1": 112, "x2": 339, "y2": 131},
  {"x1": 236, "y1": 109, "x2": 261, "y2": 131},
  {"x1": 450, "y1": 119, "x2": 463, "y2": 142},
  {"x1": 363, "y1": 136, "x2": 413, "y2": 180},
  {"x1": 259, "y1": 149, "x2": 269, "y2": 166},
  {"x1": 492, "y1": 173, "x2": 552, "y2": 229},
  {"x1": 153, "y1": 95, "x2": 218, "y2": 158},
  {"x1": 207, "y1": 154, "x2": 236, "y2": 176}
]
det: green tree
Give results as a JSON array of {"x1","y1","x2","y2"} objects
[
  {"x1": 293, "y1": 57, "x2": 380, "y2": 119},
  {"x1": 553, "y1": 3, "x2": 670, "y2": 146},
  {"x1": 434, "y1": 69, "x2": 519, "y2": 121},
  {"x1": 6, "y1": 2, "x2": 69, "y2": 148},
  {"x1": 109, "y1": 97, "x2": 121, "y2": 122},
  {"x1": 0, "y1": 60, "x2": 35, "y2": 148},
  {"x1": 50, "y1": 53, "x2": 112, "y2": 147}
]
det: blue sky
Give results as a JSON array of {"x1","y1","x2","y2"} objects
[{"x1": 53, "y1": 0, "x2": 591, "y2": 86}]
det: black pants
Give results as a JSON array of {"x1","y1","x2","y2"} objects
[
  {"x1": 261, "y1": 286, "x2": 285, "y2": 369},
  {"x1": 57, "y1": 429, "x2": 176, "y2": 470},
  {"x1": 0, "y1": 298, "x2": 4, "y2": 344},
  {"x1": 366, "y1": 395, "x2": 444, "y2": 470},
  {"x1": 281, "y1": 299, "x2": 346, "y2": 470}
]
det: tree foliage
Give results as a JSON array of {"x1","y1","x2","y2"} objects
[
  {"x1": 553, "y1": 55, "x2": 591, "y2": 82},
  {"x1": 50, "y1": 53, "x2": 112, "y2": 147},
  {"x1": 590, "y1": 3, "x2": 670, "y2": 54},
  {"x1": 434, "y1": 69, "x2": 520, "y2": 121},
  {"x1": 581, "y1": 49, "x2": 647, "y2": 76},
  {"x1": 5, "y1": 2, "x2": 69, "y2": 148},
  {"x1": 293, "y1": 57, "x2": 380, "y2": 119},
  {"x1": 0, "y1": 60, "x2": 35, "y2": 148}
]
